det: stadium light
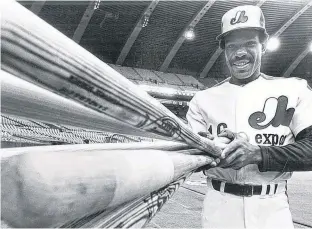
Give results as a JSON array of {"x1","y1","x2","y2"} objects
[
  {"x1": 143, "y1": 15, "x2": 150, "y2": 27},
  {"x1": 266, "y1": 37, "x2": 280, "y2": 51},
  {"x1": 184, "y1": 29, "x2": 195, "y2": 40}
]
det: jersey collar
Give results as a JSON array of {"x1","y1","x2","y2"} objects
[{"x1": 229, "y1": 73, "x2": 262, "y2": 87}]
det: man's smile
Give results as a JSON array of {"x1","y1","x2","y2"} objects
[{"x1": 232, "y1": 59, "x2": 251, "y2": 70}]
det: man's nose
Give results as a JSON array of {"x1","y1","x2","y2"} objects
[{"x1": 235, "y1": 47, "x2": 247, "y2": 57}]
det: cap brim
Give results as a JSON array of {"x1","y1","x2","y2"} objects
[{"x1": 216, "y1": 27, "x2": 266, "y2": 41}]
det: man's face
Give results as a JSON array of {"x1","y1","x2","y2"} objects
[{"x1": 224, "y1": 30, "x2": 263, "y2": 80}]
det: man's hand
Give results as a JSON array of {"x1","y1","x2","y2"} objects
[
  {"x1": 198, "y1": 131, "x2": 232, "y2": 150},
  {"x1": 198, "y1": 131, "x2": 214, "y2": 140},
  {"x1": 196, "y1": 131, "x2": 231, "y2": 171},
  {"x1": 219, "y1": 137, "x2": 263, "y2": 170},
  {"x1": 197, "y1": 131, "x2": 218, "y2": 168}
]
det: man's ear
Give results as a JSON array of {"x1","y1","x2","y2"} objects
[{"x1": 261, "y1": 43, "x2": 266, "y2": 55}]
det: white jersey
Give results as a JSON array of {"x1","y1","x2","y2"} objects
[{"x1": 187, "y1": 74, "x2": 312, "y2": 185}]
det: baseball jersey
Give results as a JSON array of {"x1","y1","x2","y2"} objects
[{"x1": 187, "y1": 74, "x2": 312, "y2": 185}]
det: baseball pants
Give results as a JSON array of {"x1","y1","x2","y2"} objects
[{"x1": 202, "y1": 180, "x2": 294, "y2": 229}]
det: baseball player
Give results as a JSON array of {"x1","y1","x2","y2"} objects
[{"x1": 187, "y1": 5, "x2": 312, "y2": 229}]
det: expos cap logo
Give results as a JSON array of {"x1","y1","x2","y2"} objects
[
  {"x1": 248, "y1": 96, "x2": 295, "y2": 130},
  {"x1": 230, "y1": 10, "x2": 248, "y2": 25}
]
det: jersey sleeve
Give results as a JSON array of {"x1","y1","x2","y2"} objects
[
  {"x1": 186, "y1": 94, "x2": 207, "y2": 133},
  {"x1": 259, "y1": 126, "x2": 312, "y2": 172},
  {"x1": 289, "y1": 79, "x2": 312, "y2": 137}
]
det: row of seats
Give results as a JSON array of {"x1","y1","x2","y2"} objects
[
  {"x1": 108, "y1": 134, "x2": 143, "y2": 143},
  {"x1": 108, "y1": 64, "x2": 204, "y2": 89},
  {"x1": 153, "y1": 71, "x2": 183, "y2": 85},
  {"x1": 2, "y1": 115, "x2": 43, "y2": 128},
  {"x1": 109, "y1": 65, "x2": 143, "y2": 81},
  {"x1": 175, "y1": 74, "x2": 203, "y2": 87},
  {"x1": 1, "y1": 135, "x2": 45, "y2": 144},
  {"x1": 134, "y1": 68, "x2": 162, "y2": 82},
  {"x1": 2, "y1": 124, "x2": 74, "y2": 144},
  {"x1": 137, "y1": 81, "x2": 201, "y2": 92},
  {"x1": 1, "y1": 115, "x2": 154, "y2": 146}
]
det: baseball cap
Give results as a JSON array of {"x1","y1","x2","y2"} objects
[{"x1": 216, "y1": 5, "x2": 268, "y2": 42}]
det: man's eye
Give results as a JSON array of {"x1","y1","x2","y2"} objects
[
  {"x1": 227, "y1": 44, "x2": 235, "y2": 49},
  {"x1": 247, "y1": 42, "x2": 256, "y2": 47}
]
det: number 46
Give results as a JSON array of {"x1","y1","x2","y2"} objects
[{"x1": 207, "y1": 123, "x2": 227, "y2": 135}]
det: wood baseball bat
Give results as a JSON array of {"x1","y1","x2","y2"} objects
[
  {"x1": 1, "y1": 70, "x2": 164, "y2": 139},
  {"x1": 58, "y1": 175, "x2": 191, "y2": 228},
  {"x1": 1, "y1": 0, "x2": 220, "y2": 157},
  {"x1": 1, "y1": 143, "x2": 211, "y2": 228},
  {"x1": 0, "y1": 140, "x2": 193, "y2": 158}
]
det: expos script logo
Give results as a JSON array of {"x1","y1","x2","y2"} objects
[
  {"x1": 248, "y1": 96, "x2": 295, "y2": 130},
  {"x1": 230, "y1": 10, "x2": 248, "y2": 25}
]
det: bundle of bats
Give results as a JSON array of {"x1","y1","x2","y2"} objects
[{"x1": 1, "y1": 0, "x2": 222, "y2": 227}]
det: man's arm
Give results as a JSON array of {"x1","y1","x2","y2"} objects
[
  {"x1": 218, "y1": 126, "x2": 312, "y2": 172},
  {"x1": 259, "y1": 80, "x2": 312, "y2": 172},
  {"x1": 259, "y1": 125, "x2": 312, "y2": 172},
  {"x1": 219, "y1": 79, "x2": 312, "y2": 172},
  {"x1": 186, "y1": 94, "x2": 207, "y2": 134}
]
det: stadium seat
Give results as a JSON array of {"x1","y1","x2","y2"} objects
[
  {"x1": 109, "y1": 65, "x2": 143, "y2": 81},
  {"x1": 153, "y1": 71, "x2": 184, "y2": 86},
  {"x1": 1, "y1": 115, "x2": 154, "y2": 147},
  {"x1": 175, "y1": 74, "x2": 204, "y2": 88},
  {"x1": 133, "y1": 68, "x2": 164, "y2": 83}
]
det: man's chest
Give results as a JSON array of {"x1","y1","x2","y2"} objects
[{"x1": 198, "y1": 83, "x2": 298, "y2": 145}]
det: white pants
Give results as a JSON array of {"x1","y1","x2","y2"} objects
[{"x1": 202, "y1": 181, "x2": 294, "y2": 229}]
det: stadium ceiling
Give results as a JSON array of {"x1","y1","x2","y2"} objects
[{"x1": 22, "y1": 0, "x2": 312, "y2": 86}]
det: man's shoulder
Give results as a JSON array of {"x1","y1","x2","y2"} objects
[
  {"x1": 196, "y1": 78, "x2": 230, "y2": 95},
  {"x1": 261, "y1": 74, "x2": 306, "y2": 83},
  {"x1": 212, "y1": 78, "x2": 231, "y2": 88},
  {"x1": 261, "y1": 74, "x2": 308, "y2": 87}
]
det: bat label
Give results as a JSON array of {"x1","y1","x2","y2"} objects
[
  {"x1": 59, "y1": 87, "x2": 109, "y2": 112},
  {"x1": 68, "y1": 75, "x2": 95, "y2": 92},
  {"x1": 142, "y1": 117, "x2": 182, "y2": 139}
]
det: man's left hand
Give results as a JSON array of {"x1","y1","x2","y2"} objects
[{"x1": 218, "y1": 136, "x2": 263, "y2": 170}]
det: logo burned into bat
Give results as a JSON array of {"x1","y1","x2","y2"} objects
[{"x1": 139, "y1": 116, "x2": 182, "y2": 140}]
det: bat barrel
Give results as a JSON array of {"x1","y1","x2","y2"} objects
[{"x1": 1, "y1": 144, "x2": 211, "y2": 228}]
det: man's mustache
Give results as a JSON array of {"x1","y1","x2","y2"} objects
[{"x1": 231, "y1": 56, "x2": 254, "y2": 64}]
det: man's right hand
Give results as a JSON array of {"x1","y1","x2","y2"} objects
[
  {"x1": 198, "y1": 131, "x2": 232, "y2": 150},
  {"x1": 195, "y1": 131, "x2": 230, "y2": 172},
  {"x1": 196, "y1": 129, "x2": 238, "y2": 173},
  {"x1": 198, "y1": 131, "x2": 214, "y2": 140}
]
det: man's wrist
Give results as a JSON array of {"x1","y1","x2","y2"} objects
[{"x1": 253, "y1": 145, "x2": 263, "y2": 165}]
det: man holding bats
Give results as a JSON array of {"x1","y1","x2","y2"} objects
[{"x1": 187, "y1": 5, "x2": 312, "y2": 229}]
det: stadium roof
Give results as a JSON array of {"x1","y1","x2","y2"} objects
[{"x1": 19, "y1": 0, "x2": 312, "y2": 86}]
